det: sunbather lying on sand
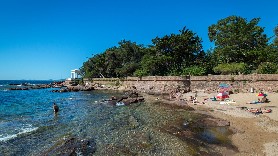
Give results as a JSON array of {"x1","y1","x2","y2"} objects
[
  {"x1": 246, "y1": 99, "x2": 261, "y2": 104},
  {"x1": 262, "y1": 108, "x2": 272, "y2": 113},
  {"x1": 247, "y1": 108, "x2": 272, "y2": 114},
  {"x1": 247, "y1": 108, "x2": 263, "y2": 115}
]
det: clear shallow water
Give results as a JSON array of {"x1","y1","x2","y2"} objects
[
  {"x1": 0, "y1": 80, "x2": 236, "y2": 155},
  {"x1": 0, "y1": 80, "x2": 115, "y2": 155}
]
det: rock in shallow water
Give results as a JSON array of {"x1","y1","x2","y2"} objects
[{"x1": 42, "y1": 137, "x2": 96, "y2": 156}]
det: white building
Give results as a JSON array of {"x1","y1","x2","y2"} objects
[{"x1": 67, "y1": 69, "x2": 80, "y2": 80}]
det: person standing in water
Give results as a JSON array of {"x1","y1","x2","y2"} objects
[{"x1": 53, "y1": 103, "x2": 59, "y2": 113}]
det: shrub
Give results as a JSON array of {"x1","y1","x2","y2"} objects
[
  {"x1": 213, "y1": 63, "x2": 246, "y2": 75},
  {"x1": 181, "y1": 66, "x2": 206, "y2": 76},
  {"x1": 256, "y1": 62, "x2": 278, "y2": 74}
]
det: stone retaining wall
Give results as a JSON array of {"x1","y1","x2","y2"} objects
[
  {"x1": 83, "y1": 74, "x2": 278, "y2": 93},
  {"x1": 84, "y1": 76, "x2": 190, "y2": 94},
  {"x1": 191, "y1": 74, "x2": 278, "y2": 93}
]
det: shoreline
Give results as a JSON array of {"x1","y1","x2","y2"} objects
[
  {"x1": 3, "y1": 82, "x2": 277, "y2": 155},
  {"x1": 91, "y1": 85, "x2": 278, "y2": 155},
  {"x1": 64, "y1": 80, "x2": 278, "y2": 155}
]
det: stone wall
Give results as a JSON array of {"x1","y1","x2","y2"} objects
[
  {"x1": 84, "y1": 76, "x2": 190, "y2": 94},
  {"x1": 83, "y1": 74, "x2": 278, "y2": 93},
  {"x1": 190, "y1": 74, "x2": 278, "y2": 93}
]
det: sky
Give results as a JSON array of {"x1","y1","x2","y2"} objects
[{"x1": 0, "y1": 0, "x2": 277, "y2": 80}]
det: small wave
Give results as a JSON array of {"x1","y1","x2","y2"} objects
[
  {"x1": 0, "y1": 127, "x2": 38, "y2": 142},
  {"x1": 116, "y1": 102, "x2": 125, "y2": 106}
]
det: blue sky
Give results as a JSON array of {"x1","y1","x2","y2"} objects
[{"x1": 0, "y1": 0, "x2": 277, "y2": 80}]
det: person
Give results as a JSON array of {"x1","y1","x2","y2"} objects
[
  {"x1": 53, "y1": 103, "x2": 59, "y2": 113},
  {"x1": 190, "y1": 96, "x2": 194, "y2": 101},
  {"x1": 193, "y1": 97, "x2": 199, "y2": 104},
  {"x1": 261, "y1": 96, "x2": 269, "y2": 103}
]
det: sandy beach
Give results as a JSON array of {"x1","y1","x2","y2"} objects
[{"x1": 181, "y1": 92, "x2": 278, "y2": 156}]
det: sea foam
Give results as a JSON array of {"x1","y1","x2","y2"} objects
[{"x1": 0, "y1": 126, "x2": 38, "y2": 142}]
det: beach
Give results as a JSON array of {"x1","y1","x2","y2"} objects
[
  {"x1": 179, "y1": 92, "x2": 278, "y2": 155},
  {"x1": 89, "y1": 83, "x2": 278, "y2": 155}
]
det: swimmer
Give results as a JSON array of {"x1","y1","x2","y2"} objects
[{"x1": 53, "y1": 103, "x2": 59, "y2": 113}]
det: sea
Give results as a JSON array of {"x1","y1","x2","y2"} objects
[{"x1": 0, "y1": 80, "x2": 235, "y2": 155}]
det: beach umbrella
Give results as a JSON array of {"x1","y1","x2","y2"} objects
[
  {"x1": 216, "y1": 92, "x2": 229, "y2": 99},
  {"x1": 219, "y1": 83, "x2": 231, "y2": 92},
  {"x1": 219, "y1": 83, "x2": 230, "y2": 88},
  {"x1": 257, "y1": 93, "x2": 267, "y2": 97}
]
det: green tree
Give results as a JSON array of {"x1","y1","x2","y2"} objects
[
  {"x1": 81, "y1": 40, "x2": 145, "y2": 78},
  {"x1": 274, "y1": 25, "x2": 278, "y2": 46},
  {"x1": 104, "y1": 48, "x2": 121, "y2": 77},
  {"x1": 152, "y1": 27, "x2": 205, "y2": 75},
  {"x1": 115, "y1": 40, "x2": 144, "y2": 77},
  {"x1": 80, "y1": 53, "x2": 106, "y2": 78},
  {"x1": 208, "y1": 16, "x2": 268, "y2": 71}
]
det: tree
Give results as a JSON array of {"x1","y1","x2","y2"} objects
[
  {"x1": 80, "y1": 53, "x2": 106, "y2": 78},
  {"x1": 152, "y1": 27, "x2": 205, "y2": 75},
  {"x1": 81, "y1": 40, "x2": 145, "y2": 78},
  {"x1": 208, "y1": 16, "x2": 268, "y2": 70},
  {"x1": 135, "y1": 46, "x2": 172, "y2": 76},
  {"x1": 274, "y1": 25, "x2": 278, "y2": 46},
  {"x1": 115, "y1": 40, "x2": 144, "y2": 77},
  {"x1": 104, "y1": 48, "x2": 121, "y2": 77}
]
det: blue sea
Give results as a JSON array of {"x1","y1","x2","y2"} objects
[
  {"x1": 0, "y1": 80, "x2": 121, "y2": 155},
  {"x1": 0, "y1": 80, "x2": 235, "y2": 155}
]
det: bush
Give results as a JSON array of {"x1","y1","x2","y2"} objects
[
  {"x1": 213, "y1": 63, "x2": 246, "y2": 75},
  {"x1": 181, "y1": 66, "x2": 206, "y2": 76},
  {"x1": 256, "y1": 62, "x2": 278, "y2": 74},
  {"x1": 133, "y1": 69, "x2": 148, "y2": 77}
]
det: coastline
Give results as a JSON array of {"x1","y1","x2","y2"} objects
[
  {"x1": 11, "y1": 79, "x2": 275, "y2": 155},
  {"x1": 2, "y1": 79, "x2": 277, "y2": 155},
  {"x1": 90, "y1": 82, "x2": 278, "y2": 155}
]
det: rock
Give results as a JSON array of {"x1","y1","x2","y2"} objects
[
  {"x1": 137, "y1": 97, "x2": 144, "y2": 102},
  {"x1": 111, "y1": 96, "x2": 117, "y2": 100},
  {"x1": 107, "y1": 100, "x2": 117, "y2": 105},
  {"x1": 59, "y1": 88, "x2": 69, "y2": 93},
  {"x1": 128, "y1": 91, "x2": 139, "y2": 98},
  {"x1": 81, "y1": 86, "x2": 94, "y2": 91},
  {"x1": 117, "y1": 96, "x2": 128, "y2": 102},
  {"x1": 43, "y1": 137, "x2": 96, "y2": 156},
  {"x1": 122, "y1": 98, "x2": 138, "y2": 105},
  {"x1": 198, "y1": 118, "x2": 230, "y2": 127}
]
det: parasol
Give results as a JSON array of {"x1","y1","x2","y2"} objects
[{"x1": 257, "y1": 93, "x2": 267, "y2": 97}]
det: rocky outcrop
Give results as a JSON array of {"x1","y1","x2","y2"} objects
[
  {"x1": 52, "y1": 85, "x2": 94, "y2": 93},
  {"x1": 9, "y1": 82, "x2": 64, "y2": 91},
  {"x1": 101, "y1": 91, "x2": 145, "y2": 106},
  {"x1": 43, "y1": 137, "x2": 96, "y2": 156},
  {"x1": 10, "y1": 87, "x2": 29, "y2": 90}
]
